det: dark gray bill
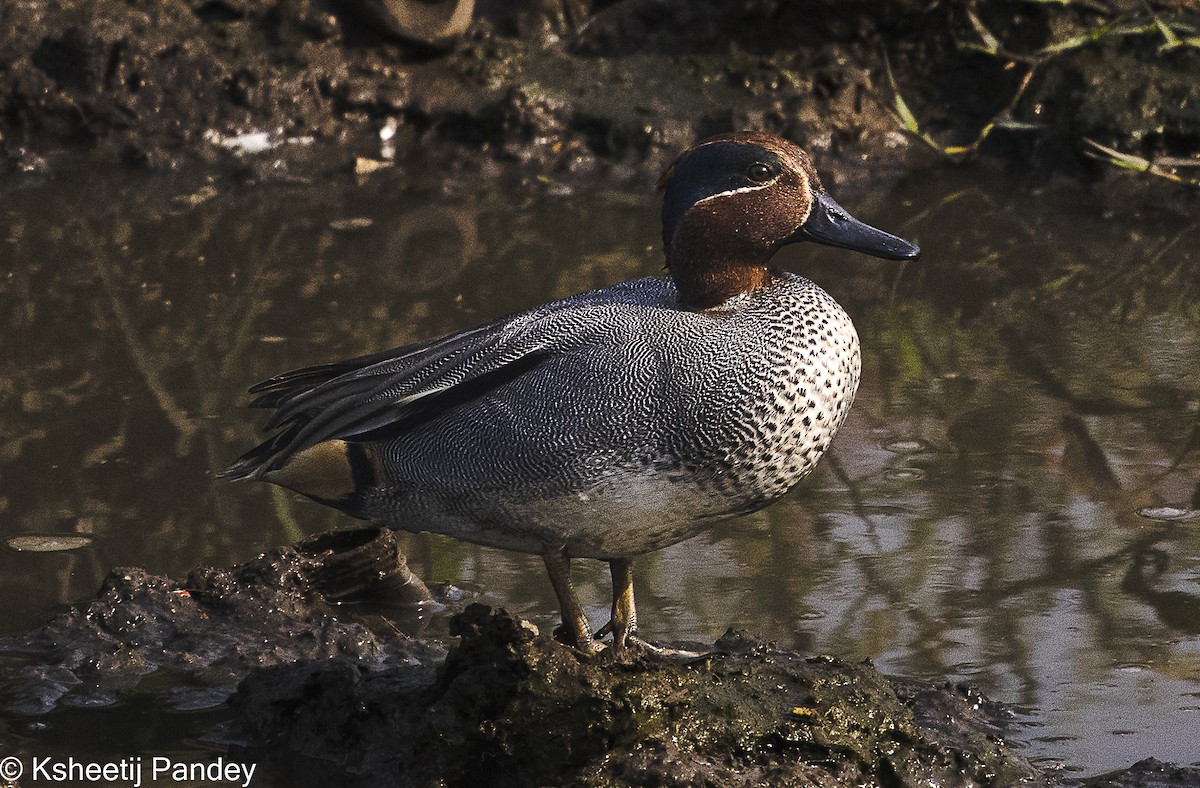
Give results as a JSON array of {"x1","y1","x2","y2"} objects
[{"x1": 794, "y1": 192, "x2": 920, "y2": 261}]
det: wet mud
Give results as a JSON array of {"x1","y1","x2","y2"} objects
[
  {"x1": 0, "y1": 528, "x2": 443, "y2": 714},
  {"x1": 230, "y1": 604, "x2": 1046, "y2": 788},
  {"x1": 2, "y1": 1, "x2": 1197, "y2": 182},
  {"x1": 3, "y1": 531, "x2": 1200, "y2": 786}
]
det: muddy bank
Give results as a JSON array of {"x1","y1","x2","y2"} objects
[
  {"x1": 229, "y1": 604, "x2": 1047, "y2": 787},
  {"x1": 2, "y1": 0, "x2": 1197, "y2": 182},
  {"x1": 0, "y1": 529, "x2": 444, "y2": 714},
  {"x1": 3, "y1": 529, "x2": 1200, "y2": 785}
]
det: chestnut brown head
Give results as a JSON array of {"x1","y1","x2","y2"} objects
[{"x1": 659, "y1": 132, "x2": 919, "y2": 309}]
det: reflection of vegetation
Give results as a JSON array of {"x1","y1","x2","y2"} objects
[
  {"x1": 0, "y1": 170, "x2": 659, "y2": 630},
  {"x1": 889, "y1": 176, "x2": 1200, "y2": 316},
  {"x1": 832, "y1": 240, "x2": 1200, "y2": 694}
]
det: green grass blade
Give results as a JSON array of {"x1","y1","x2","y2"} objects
[
  {"x1": 966, "y1": 9, "x2": 1003, "y2": 54},
  {"x1": 1154, "y1": 14, "x2": 1182, "y2": 48},
  {"x1": 1084, "y1": 139, "x2": 1151, "y2": 171}
]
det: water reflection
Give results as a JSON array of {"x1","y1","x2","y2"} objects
[{"x1": 0, "y1": 166, "x2": 1198, "y2": 775}]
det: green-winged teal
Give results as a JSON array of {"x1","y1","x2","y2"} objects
[{"x1": 225, "y1": 131, "x2": 920, "y2": 651}]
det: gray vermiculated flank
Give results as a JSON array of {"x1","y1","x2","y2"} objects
[{"x1": 345, "y1": 272, "x2": 860, "y2": 559}]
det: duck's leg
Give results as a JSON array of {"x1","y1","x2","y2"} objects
[
  {"x1": 594, "y1": 557, "x2": 636, "y2": 650},
  {"x1": 598, "y1": 560, "x2": 706, "y2": 658},
  {"x1": 610, "y1": 557, "x2": 637, "y2": 649},
  {"x1": 542, "y1": 547, "x2": 595, "y2": 651}
]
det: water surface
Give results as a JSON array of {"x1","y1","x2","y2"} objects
[{"x1": 1, "y1": 164, "x2": 1198, "y2": 777}]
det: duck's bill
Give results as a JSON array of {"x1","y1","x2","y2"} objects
[{"x1": 793, "y1": 192, "x2": 920, "y2": 261}]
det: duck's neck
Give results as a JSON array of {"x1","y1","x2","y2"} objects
[
  {"x1": 665, "y1": 213, "x2": 782, "y2": 310},
  {"x1": 668, "y1": 256, "x2": 777, "y2": 310}
]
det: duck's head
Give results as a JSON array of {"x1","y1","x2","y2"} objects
[{"x1": 659, "y1": 132, "x2": 920, "y2": 309}]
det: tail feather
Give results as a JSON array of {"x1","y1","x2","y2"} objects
[
  {"x1": 219, "y1": 425, "x2": 300, "y2": 480},
  {"x1": 223, "y1": 360, "x2": 357, "y2": 480},
  {"x1": 224, "y1": 306, "x2": 552, "y2": 484},
  {"x1": 223, "y1": 345, "x2": 420, "y2": 479}
]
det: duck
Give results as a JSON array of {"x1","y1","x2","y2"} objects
[{"x1": 224, "y1": 131, "x2": 920, "y2": 652}]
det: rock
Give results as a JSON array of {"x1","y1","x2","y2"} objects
[{"x1": 4, "y1": 526, "x2": 1197, "y2": 784}]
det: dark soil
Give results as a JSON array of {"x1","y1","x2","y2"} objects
[
  {"x1": 0, "y1": 528, "x2": 442, "y2": 714},
  {"x1": 229, "y1": 604, "x2": 1049, "y2": 787},
  {"x1": 2, "y1": 0, "x2": 1197, "y2": 183}
]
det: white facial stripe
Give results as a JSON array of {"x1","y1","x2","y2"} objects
[{"x1": 693, "y1": 181, "x2": 774, "y2": 204}]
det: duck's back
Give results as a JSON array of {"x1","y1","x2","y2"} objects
[{"x1": 326, "y1": 272, "x2": 861, "y2": 558}]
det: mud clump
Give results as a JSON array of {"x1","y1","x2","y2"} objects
[
  {"x1": 0, "y1": 0, "x2": 348, "y2": 173},
  {"x1": 1083, "y1": 758, "x2": 1200, "y2": 788},
  {"x1": 230, "y1": 604, "x2": 1047, "y2": 787},
  {"x1": 0, "y1": 528, "x2": 441, "y2": 714}
]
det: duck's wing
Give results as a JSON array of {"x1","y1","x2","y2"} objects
[{"x1": 222, "y1": 295, "x2": 627, "y2": 480}]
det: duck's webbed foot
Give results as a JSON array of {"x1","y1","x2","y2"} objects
[{"x1": 544, "y1": 552, "x2": 705, "y2": 658}]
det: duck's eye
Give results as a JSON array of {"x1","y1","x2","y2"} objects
[{"x1": 747, "y1": 163, "x2": 773, "y2": 183}]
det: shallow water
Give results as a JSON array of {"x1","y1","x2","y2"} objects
[{"x1": 1, "y1": 163, "x2": 1198, "y2": 778}]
